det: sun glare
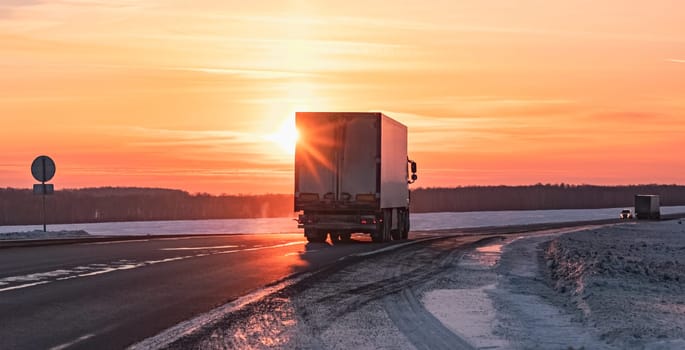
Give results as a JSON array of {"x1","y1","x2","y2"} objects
[{"x1": 266, "y1": 117, "x2": 299, "y2": 155}]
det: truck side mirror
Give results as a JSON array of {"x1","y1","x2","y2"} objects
[{"x1": 408, "y1": 160, "x2": 418, "y2": 184}]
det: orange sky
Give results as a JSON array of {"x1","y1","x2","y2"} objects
[{"x1": 1, "y1": 1, "x2": 684, "y2": 194}]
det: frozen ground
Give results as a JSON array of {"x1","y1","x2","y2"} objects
[
  {"x1": 2, "y1": 206, "x2": 685, "y2": 236},
  {"x1": 423, "y1": 219, "x2": 685, "y2": 349},
  {"x1": 422, "y1": 228, "x2": 613, "y2": 349},
  {"x1": 543, "y1": 219, "x2": 685, "y2": 349},
  {"x1": 0, "y1": 230, "x2": 90, "y2": 240},
  {"x1": 140, "y1": 218, "x2": 685, "y2": 349}
]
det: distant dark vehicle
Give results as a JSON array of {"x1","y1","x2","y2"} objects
[
  {"x1": 619, "y1": 209, "x2": 633, "y2": 219},
  {"x1": 634, "y1": 194, "x2": 660, "y2": 220}
]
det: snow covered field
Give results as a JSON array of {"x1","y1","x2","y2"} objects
[
  {"x1": 423, "y1": 219, "x2": 685, "y2": 349},
  {"x1": 2, "y1": 206, "x2": 685, "y2": 237},
  {"x1": 0, "y1": 230, "x2": 90, "y2": 241}
]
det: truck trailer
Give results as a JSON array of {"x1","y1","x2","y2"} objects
[
  {"x1": 294, "y1": 112, "x2": 418, "y2": 243},
  {"x1": 634, "y1": 194, "x2": 660, "y2": 220}
]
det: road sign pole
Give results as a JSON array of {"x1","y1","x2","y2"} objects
[
  {"x1": 31, "y1": 155, "x2": 56, "y2": 232},
  {"x1": 42, "y1": 157, "x2": 46, "y2": 185},
  {"x1": 42, "y1": 157, "x2": 47, "y2": 232},
  {"x1": 42, "y1": 182, "x2": 47, "y2": 232}
]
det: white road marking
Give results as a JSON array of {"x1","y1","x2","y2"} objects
[
  {"x1": 0, "y1": 240, "x2": 308, "y2": 294},
  {"x1": 156, "y1": 237, "x2": 204, "y2": 241},
  {"x1": 72, "y1": 264, "x2": 141, "y2": 277},
  {"x1": 0, "y1": 269, "x2": 74, "y2": 282},
  {"x1": 49, "y1": 333, "x2": 95, "y2": 350},
  {"x1": 0, "y1": 281, "x2": 50, "y2": 292},
  {"x1": 87, "y1": 240, "x2": 151, "y2": 245},
  {"x1": 161, "y1": 245, "x2": 239, "y2": 250},
  {"x1": 240, "y1": 241, "x2": 304, "y2": 251},
  {"x1": 285, "y1": 249, "x2": 319, "y2": 256},
  {"x1": 144, "y1": 256, "x2": 194, "y2": 265}
]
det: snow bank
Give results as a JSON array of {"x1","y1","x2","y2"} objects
[
  {"x1": 0, "y1": 230, "x2": 91, "y2": 241},
  {"x1": 544, "y1": 219, "x2": 685, "y2": 348}
]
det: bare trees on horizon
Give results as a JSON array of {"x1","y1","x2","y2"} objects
[{"x1": 1, "y1": 184, "x2": 684, "y2": 225}]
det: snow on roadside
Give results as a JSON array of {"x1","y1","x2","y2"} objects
[
  {"x1": 423, "y1": 286, "x2": 508, "y2": 349},
  {"x1": 422, "y1": 230, "x2": 611, "y2": 349},
  {"x1": 544, "y1": 219, "x2": 685, "y2": 348},
  {"x1": 0, "y1": 230, "x2": 91, "y2": 241},
  {"x1": 422, "y1": 221, "x2": 685, "y2": 349}
]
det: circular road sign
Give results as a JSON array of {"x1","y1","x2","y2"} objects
[{"x1": 31, "y1": 155, "x2": 56, "y2": 182}]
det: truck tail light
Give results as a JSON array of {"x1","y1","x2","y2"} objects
[{"x1": 360, "y1": 215, "x2": 377, "y2": 225}]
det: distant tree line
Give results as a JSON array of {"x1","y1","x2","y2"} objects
[
  {"x1": 0, "y1": 187, "x2": 292, "y2": 226},
  {"x1": 1, "y1": 184, "x2": 684, "y2": 225},
  {"x1": 409, "y1": 184, "x2": 685, "y2": 213}
]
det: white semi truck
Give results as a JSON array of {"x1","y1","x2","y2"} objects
[{"x1": 294, "y1": 112, "x2": 418, "y2": 243}]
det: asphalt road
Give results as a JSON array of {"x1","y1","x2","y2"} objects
[{"x1": 0, "y1": 233, "x2": 391, "y2": 350}]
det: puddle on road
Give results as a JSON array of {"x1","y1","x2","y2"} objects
[{"x1": 460, "y1": 243, "x2": 504, "y2": 268}]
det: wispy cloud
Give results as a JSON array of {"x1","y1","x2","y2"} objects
[
  {"x1": 667, "y1": 58, "x2": 685, "y2": 64},
  {"x1": 0, "y1": 0, "x2": 41, "y2": 6},
  {"x1": 0, "y1": 0, "x2": 40, "y2": 18},
  {"x1": 103, "y1": 126, "x2": 294, "y2": 165},
  {"x1": 64, "y1": 166, "x2": 291, "y2": 178},
  {"x1": 403, "y1": 96, "x2": 575, "y2": 109},
  {"x1": 166, "y1": 66, "x2": 315, "y2": 79},
  {"x1": 386, "y1": 108, "x2": 598, "y2": 154},
  {"x1": 176, "y1": 13, "x2": 685, "y2": 45},
  {"x1": 115, "y1": 127, "x2": 258, "y2": 147}
]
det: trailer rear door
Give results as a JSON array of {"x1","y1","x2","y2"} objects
[
  {"x1": 295, "y1": 114, "x2": 337, "y2": 201},
  {"x1": 340, "y1": 116, "x2": 379, "y2": 201}
]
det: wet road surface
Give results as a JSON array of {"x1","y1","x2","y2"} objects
[{"x1": 0, "y1": 233, "x2": 394, "y2": 349}]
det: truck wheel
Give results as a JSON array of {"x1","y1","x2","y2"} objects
[
  {"x1": 330, "y1": 232, "x2": 351, "y2": 244},
  {"x1": 329, "y1": 232, "x2": 342, "y2": 244},
  {"x1": 305, "y1": 228, "x2": 314, "y2": 242},
  {"x1": 391, "y1": 211, "x2": 402, "y2": 240},
  {"x1": 401, "y1": 210, "x2": 410, "y2": 240},
  {"x1": 371, "y1": 223, "x2": 383, "y2": 242},
  {"x1": 382, "y1": 209, "x2": 392, "y2": 242},
  {"x1": 305, "y1": 229, "x2": 326, "y2": 243},
  {"x1": 372, "y1": 212, "x2": 391, "y2": 243}
]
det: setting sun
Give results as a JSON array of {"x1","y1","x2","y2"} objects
[{"x1": 265, "y1": 117, "x2": 299, "y2": 155}]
